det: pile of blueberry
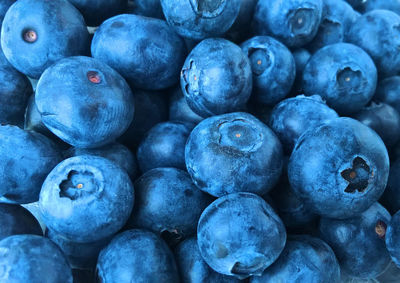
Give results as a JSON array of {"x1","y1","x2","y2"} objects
[{"x1": 2, "y1": 0, "x2": 400, "y2": 282}]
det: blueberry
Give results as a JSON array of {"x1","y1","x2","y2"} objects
[
  {"x1": 253, "y1": 0, "x2": 323, "y2": 48},
  {"x1": 386, "y1": 210, "x2": 400, "y2": 268},
  {"x1": 0, "y1": 203, "x2": 42, "y2": 240},
  {"x1": 197, "y1": 192, "x2": 286, "y2": 279},
  {"x1": 0, "y1": 234, "x2": 72, "y2": 283},
  {"x1": 39, "y1": 155, "x2": 134, "y2": 243},
  {"x1": 181, "y1": 38, "x2": 252, "y2": 117},
  {"x1": 35, "y1": 56, "x2": 134, "y2": 148},
  {"x1": 250, "y1": 235, "x2": 340, "y2": 283},
  {"x1": 175, "y1": 237, "x2": 241, "y2": 283},
  {"x1": 127, "y1": 0, "x2": 164, "y2": 19},
  {"x1": 288, "y1": 117, "x2": 389, "y2": 219},
  {"x1": 66, "y1": 142, "x2": 138, "y2": 180},
  {"x1": 185, "y1": 112, "x2": 283, "y2": 197},
  {"x1": 67, "y1": 0, "x2": 128, "y2": 27},
  {"x1": 307, "y1": 0, "x2": 358, "y2": 53},
  {"x1": 269, "y1": 94, "x2": 338, "y2": 153},
  {"x1": 319, "y1": 202, "x2": 391, "y2": 279},
  {"x1": 96, "y1": 229, "x2": 180, "y2": 282},
  {"x1": 91, "y1": 14, "x2": 186, "y2": 90},
  {"x1": 291, "y1": 48, "x2": 311, "y2": 94},
  {"x1": 0, "y1": 125, "x2": 62, "y2": 204},
  {"x1": 127, "y1": 168, "x2": 212, "y2": 245},
  {"x1": 302, "y1": 43, "x2": 377, "y2": 114},
  {"x1": 377, "y1": 261, "x2": 400, "y2": 283},
  {"x1": 161, "y1": 0, "x2": 241, "y2": 40},
  {"x1": 169, "y1": 87, "x2": 203, "y2": 125},
  {"x1": 118, "y1": 89, "x2": 168, "y2": 149},
  {"x1": 346, "y1": 10, "x2": 400, "y2": 77},
  {"x1": 1, "y1": 0, "x2": 90, "y2": 79},
  {"x1": 352, "y1": 102, "x2": 400, "y2": 148},
  {"x1": 375, "y1": 76, "x2": 400, "y2": 114},
  {"x1": 363, "y1": 0, "x2": 400, "y2": 15},
  {"x1": 0, "y1": 50, "x2": 32, "y2": 126},
  {"x1": 380, "y1": 159, "x2": 400, "y2": 214},
  {"x1": 241, "y1": 36, "x2": 296, "y2": 106},
  {"x1": 137, "y1": 122, "x2": 194, "y2": 173}
]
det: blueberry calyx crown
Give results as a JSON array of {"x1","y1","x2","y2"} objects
[
  {"x1": 87, "y1": 71, "x2": 101, "y2": 84},
  {"x1": 22, "y1": 29, "x2": 37, "y2": 43},
  {"x1": 341, "y1": 156, "x2": 371, "y2": 193},
  {"x1": 189, "y1": 0, "x2": 226, "y2": 18},
  {"x1": 375, "y1": 220, "x2": 387, "y2": 239}
]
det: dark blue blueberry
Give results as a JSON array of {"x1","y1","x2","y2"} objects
[
  {"x1": 375, "y1": 76, "x2": 400, "y2": 114},
  {"x1": 0, "y1": 125, "x2": 62, "y2": 204},
  {"x1": 46, "y1": 228, "x2": 112, "y2": 269},
  {"x1": 39, "y1": 155, "x2": 134, "y2": 243},
  {"x1": 225, "y1": 0, "x2": 257, "y2": 43},
  {"x1": 346, "y1": 10, "x2": 400, "y2": 77},
  {"x1": 68, "y1": 0, "x2": 128, "y2": 27},
  {"x1": 0, "y1": 0, "x2": 89, "y2": 79},
  {"x1": 241, "y1": 36, "x2": 296, "y2": 106},
  {"x1": 127, "y1": 0, "x2": 163, "y2": 19},
  {"x1": 127, "y1": 168, "x2": 212, "y2": 245},
  {"x1": 175, "y1": 237, "x2": 241, "y2": 283},
  {"x1": 363, "y1": 0, "x2": 400, "y2": 15},
  {"x1": 377, "y1": 261, "x2": 400, "y2": 283},
  {"x1": 0, "y1": 203, "x2": 42, "y2": 240},
  {"x1": 302, "y1": 43, "x2": 377, "y2": 114},
  {"x1": 161, "y1": 0, "x2": 241, "y2": 40},
  {"x1": 250, "y1": 235, "x2": 340, "y2": 283},
  {"x1": 269, "y1": 95, "x2": 338, "y2": 153},
  {"x1": 291, "y1": 48, "x2": 311, "y2": 94},
  {"x1": 169, "y1": 87, "x2": 203, "y2": 125},
  {"x1": 0, "y1": 234, "x2": 72, "y2": 283},
  {"x1": 197, "y1": 192, "x2": 286, "y2": 279},
  {"x1": 386, "y1": 210, "x2": 400, "y2": 268},
  {"x1": 319, "y1": 202, "x2": 391, "y2": 279},
  {"x1": 35, "y1": 56, "x2": 134, "y2": 148},
  {"x1": 91, "y1": 14, "x2": 186, "y2": 90},
  {"x1": 288, "y1": 117, "x2": 389, "y2": 219},
  {"x1": 96, "y1": 229, "x2": 180, "y2": 282},
  {"x1": 137, "y1": 121, "x2": 194, "y2": 173},
  {"x1": 0, "y1": 50, "x2": 32, "y2": 126},
  {"x1": 118, "y1": 89, "x2": 168, "y2": 149},
  {"x1": 353, "y1": 102, "x2": 400, "y2": 148},
  {"x1": 185, "y1": 112, "x2": 283, "y2": 197},
  {"x1": 181, "y1": 38, "x2": 252, "y2": 117},
  {"x1": 66, "y1": 142, "x2": 138, "y2": 180},
  {"x1": 253, "y1": 0, "x2": 323, "y2": 48},
  {"x1": 307, "y1": 0, "x2": 358, "y2": 53},
  {"x1": 380, "y1": 159, "x2": 400, "y2": 214}
]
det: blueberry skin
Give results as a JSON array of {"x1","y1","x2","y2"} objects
[
  {"x1": 302, "y1": 43, "x2": 377, "y2": 114},
  {"x1": 346, "y1": 10, "x2": 400, "y2": 77},
  {"x1": 35, "y1": 56, "x2": 134, "y2": 148},
  {"x1": 0, "y1": 234, "x2": 73, "y2": 283},
  {"x1": 353, "y1": 102, "x2": 400, "y2": 148},
  {"x1": 169, "y1": 87, "x2": 203, "y2": 125},
  {"x1": 0, "y1": 125, "x2": 62, "y2": 204},
  {"x1": 160, "y1": 0, "x2": 241, "y2": 40},
  {"x1": 288, "y1": 117, "x2": 389, "y2": 219},
  {"x1": 307, "y1": 0, "x2": 358, "y2": 53},
  {"x1": 1, "y1": 0, "x2": 90, "y2": 79},
  {"x1": 241, "y1": 36, "x2": 296, "y2": 106},
  {"x1": 197, "y1": 192, "x2": 286, "y2": 279},
  {"x1": 127, "y1": 168, "x2": 212, "y2": 244},
  {"x1": 66, "y1": 142, "x2": 138, "y2": 180},
  {"x1": 375, "y1": 76, "x2": 400, "y2": 114},
  {"x1": 96, "y1": 229, "x2": 180, "y2": 283},
  {"x1": 91, "y1": 14, "x2": 186, "y2": 90},
  {"x1": 363, "y1": 0, "x2": 400, "y2": 15},
  {"x1": 0, "y1": 0, "x2": 14, "y2": 25},
  {"x1": 253, "y1": 0, "x2": 323, "y2": 48},
  {"x1": 376, "y1": 261, "x2": 400, "y2": 283},
  {"x1": 181, "y1": 38, "x2": 252, "y2": 118},
  {"x1": 319, "y1": 202, "x2": 391, "y2": 279},
  {"x1": 137, "y1": 121, "x2": 193, "y2": 173},
  {"x1": 68, "y1": 0, "x2": 128, "y2": 27},
  {"x1": 46, "y1": 228, "x2": 111, "y2": 269},
  {"x1": 250, "y1": 235, "x2": 340, "y2": 283},
  {"x1": 386, "y1": 210, "x2": 400, "y2": 267},
  {"x1": 175, "y1": 237, "x2": 241, "y2": 283},
  {"x1": 185, "y1": 112, "x2": 283, "y2": 197},
  {"x1": 127, "y1": 0, "x2": 163, "y2": 19},
  {"x1": 39, "y1": 155, "x2": 134, "y2": 243},
  {"x1": 119, "y1": 89, "x2": 168, "y2": 149},
  {"x1": 380, "y1": 159, "x2": 400, "y2": 214},
  {"x1": 0, "y1": 203, "x2": 42, "y2": 240},
  {"x1": 225, "y1": 0, "x2": 257, "y2": 43},
  {"x1": 291, "y1": 48, "x2": 311, "y2": 94},
  {"x1": 269, "y1": 95, "x2": 338, "y2": 153},
  {"x1": 0, "y1": 50, "x2": 32, "y2": 126}
]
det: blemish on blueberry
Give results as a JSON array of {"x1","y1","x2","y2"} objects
[
  {"x1": 87, "y1": 71, "x2": 101, "y2": 84},
  {"x1": 22, "y1": 29, "x2": 37, "y2": 43},
  {"x1": 341, "y1": 157, "x2": 371, "y2": 193},
  {"x1": 375, "y1": 220, "x2": 387, "y2": 239}
]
